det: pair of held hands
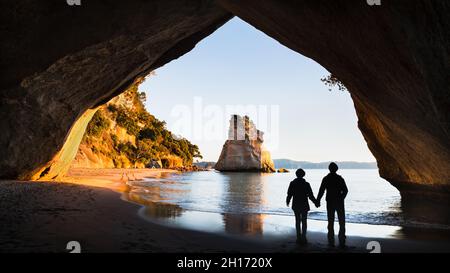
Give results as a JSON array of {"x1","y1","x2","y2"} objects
[
  {"x1": 286, "y1": 200, "x2": 321, "y2": 208},
  {"x1": 314, "y1": 200, "x2": 321, "y2": 208}
]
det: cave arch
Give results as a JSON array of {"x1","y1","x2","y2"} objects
[{"x1": 0, "y1": 0, "x2": 449, "y2": 202}]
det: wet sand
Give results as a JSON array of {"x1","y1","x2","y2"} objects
[
  {"x1": 65, "y1": 167, "x2": 178, "y2": 191},
  {"x1": 0, "y1": 168, "x2": 449, "y2": 253}
]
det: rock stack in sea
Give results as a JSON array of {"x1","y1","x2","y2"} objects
[{"x1": 215, "y1": 115, "x2": 275, "y2": 173}]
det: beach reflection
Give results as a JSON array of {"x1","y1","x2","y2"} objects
[
  {"x1": 222, "y1": 213, "x2": 266, "y2": 235},
  {"x1": 124, "y1": 173, "x2": 404, "y2": 238},
  {"x1": 219, "y1": 172, "x2": 267, "y2": 235},
  {"x1": 128, "y1": 197, "x2": 403, "y2": 239},
  {"x1": 127, "y1": 193, "x2": 184, "y2": 219},
  {"x1": 220, "y1": 172, "x2": 268, "y2": 213},
  {"x1": 125, "y1": 172, "x2": 269, "y2": 236}
]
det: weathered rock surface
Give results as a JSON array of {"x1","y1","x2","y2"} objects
[
  {"x1": 0, "y1": 1, "x2": 449, "y2": 202},
  {"x1": 215, "y1": 115, "x2": 275, "y2": 172},
  {"x1": 0, "y1": 0, "x2": 232, "y2": 179},
  {"x1": 215, "y1": 140, "x2": 275, "y2": 173}
]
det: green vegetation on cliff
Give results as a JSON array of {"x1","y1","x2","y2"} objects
[{"x1": 77, "y1": 79, "x2": 202, "y2": 169}]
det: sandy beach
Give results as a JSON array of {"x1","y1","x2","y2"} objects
[
  {"x1": 0, "y1": 168, "x2": 449, "y2": 253},
  {"x1": 64, "y1": 168, "x2": 178, "y2": 191}
]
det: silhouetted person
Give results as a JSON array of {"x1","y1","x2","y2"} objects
[
  {"x1": 286, "y1": 169, "x2": 319, "y2": 244},
  {"x1": 317, "y1": 162, "x2": 348, "y2": 247}
]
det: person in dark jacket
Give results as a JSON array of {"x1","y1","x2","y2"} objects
[
  {"x1": 286, "y1": 168, "x2": 319, "y2": 244},
  {"x1": 317, "y1": 162, "x2": 348, "y2": 247}
]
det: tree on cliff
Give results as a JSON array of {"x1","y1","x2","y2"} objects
[{"x1": 321, "y1": 74, "x2": 348, "y2": 92}]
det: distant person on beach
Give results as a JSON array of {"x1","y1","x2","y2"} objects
[
  {"x1": 317, "y1": 162, "x2": 348, "y2": 247},
  {"x1": 286, "y1": 168, "x2": 319, "y2": 245}
]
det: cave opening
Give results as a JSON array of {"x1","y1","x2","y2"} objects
[
  {"x1": 116, "y1": 17, "x2": 406, "y2": 229},
  {"x1": 143, "y1": 17, "x2": 377, "y2": 167}
]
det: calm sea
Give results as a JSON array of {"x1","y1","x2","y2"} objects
[{"x1": 124, "y1": 169, "x2": 449, "y2": 238}]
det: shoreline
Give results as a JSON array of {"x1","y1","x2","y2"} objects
[
  {"x1": 0, "y1": 168, "x2": 449, "y2": 253},
  {"x1": 65, "y1": 167, "x2": 178, "y2": 190}
]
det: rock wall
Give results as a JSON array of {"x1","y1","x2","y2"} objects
[
  {"x1": 0, "y1": 0, "x2": 232, "y2": 179},
  {"x1": 32, "y1": 108, "x2": 98, "y2": 180}
]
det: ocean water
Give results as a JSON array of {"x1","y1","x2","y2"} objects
[
  {"x1": 124, "y1": 169, "x2": 442, "y2": 238},
  {"x1": 128, "y1": 170, "x2": 401, "y2": 223}
]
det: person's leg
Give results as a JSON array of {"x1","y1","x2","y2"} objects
[
  {"x1": 294, "y1": 210, "x2": 301, "y2": 242},
  {"x1": 327, "y1": 202, "x2": 335, "y2": 245},
  {"x1": 337, "y1": 202, "x2": 346, "y2": 246},
  {"x1": 301, "y1": 212, "x2": 308, "y2": 243}
]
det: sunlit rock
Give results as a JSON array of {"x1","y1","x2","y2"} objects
[{"x1": 215, "y1": 115, "x2": 275, "y2": 173}]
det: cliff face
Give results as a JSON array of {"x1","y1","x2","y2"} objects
[
  {"x1": 215, "y1": 140, "x2": 275, "y2": 173},
  {"x1": 215, "y1": 115, "x2": 275, "y2": 172},
  {"x1": 72, "y1": 79, "x2": 200, "y2": 170},
  {"x1": 0, "y1": 1, "x2": 449, "y2": 202},
  {"x1": 30, "y1": 108, "x2": 99, "y2": 180}
]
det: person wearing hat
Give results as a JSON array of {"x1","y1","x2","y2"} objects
[{"x1": 286, "y1": 168, "x2": 319, "y2": 245}]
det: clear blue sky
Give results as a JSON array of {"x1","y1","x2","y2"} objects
[{"x1": 140, "y1": 18, "x2": 375, "y2": 163}]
